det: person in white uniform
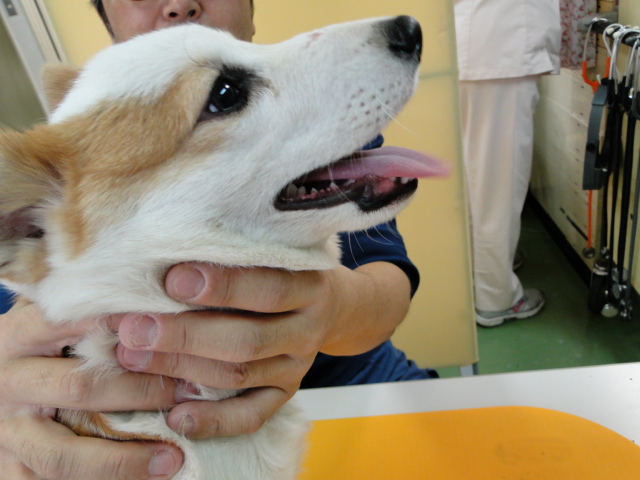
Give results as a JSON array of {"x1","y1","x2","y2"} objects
[{"x1": 454, "y1": 0, "x2": 561, "y2": 327}]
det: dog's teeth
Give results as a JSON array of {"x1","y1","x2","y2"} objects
[
  {"x1": 285, "y1": 184, "x2": 298, "y2": 199},
  {"x1": 400, "y1": 177, "x2": 411, "y2": 184},
  {"x1": 311, "y1": 188, "x2": 318, "y2": 194},
  {"x1": 298, "y1": 186, "x2": 307, "y2": 196},
  {"x1": 344, "y1": 180, "x2": 355, "y2": 186},
  {"x1": 329, "y1": 182, "x2": 338, "y2": 190}
]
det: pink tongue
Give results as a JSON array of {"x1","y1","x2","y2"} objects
[{"x1": 305, "y1": 146, "x2": 450, "y2": 181}]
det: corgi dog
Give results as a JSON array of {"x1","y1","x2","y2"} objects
[{"x1": 0, "y1": 16, "x2": 448, "y2": 479}]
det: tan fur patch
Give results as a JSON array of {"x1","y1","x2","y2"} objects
[
  {"x1": 56, "y1": 409, "x2": 164, "y2": 442},
  {"x1": 41, "y1": 64, "x2": 82, "y2": 112},
  {"x1": 2, "y1": 239, "x2": 50, "y2": 285},
  {"x1": 0, "y1": 127, "x2": 69, "y2": 284},
  {"x1": 51, "y1": 67, "x2": 226, "y2": 257},
  {"x1": 0, "y1": 127, "x2": 65, "y2": 215},
  {"x1": 0, "y1": 65, "x2": 232, "y2": 282}
]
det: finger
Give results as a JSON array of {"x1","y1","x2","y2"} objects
[
  {"x1": 2, "y1": 303, "x2": 95, "y2": 359},
  {"x1": 166, "y1": 387, "x2": 290, "y2": 439},
  {"x1": 165, "y1": 263, "x2": 323, "y2": 312},
  {"x1": 0, "y1": 448, "x2": 38, "y2": 480},
  {"x1": 1, "y1": 357, "x2": 179, "y2": 411},
  {"x1": 0, "y1": 415, "x2": 183, "y2": 480},
  {"x1": 117, "y1": 310, "x2": 317, "y2": 362},
  {"x1": 117, "y1": 344, "x2": 305, "y2": 390}
]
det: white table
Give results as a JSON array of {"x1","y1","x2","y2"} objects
[{"x1": 294, "y1": 362, "x2": 640, "y2": 443}]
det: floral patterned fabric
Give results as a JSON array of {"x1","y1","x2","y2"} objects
[{"x1": 560, "y1": 0, "x2": 597, "y2": 69}]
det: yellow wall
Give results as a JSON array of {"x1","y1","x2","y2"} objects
[
  {"x1": 41, "y1": 0, "x2": 111, "y2": 66},
  {"x1": 41, "y1": 0, "x2": 475, "y2": 368},
  {"x1": 255, "y1": 1, "x2": 476, "y2": 368},
  {"x1": 619, "y1": 0, "x2": 639, "y2": 24}
]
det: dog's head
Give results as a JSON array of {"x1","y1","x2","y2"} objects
[{"x1": 0, "y1": 16, "x2": 448, "y2": 320}]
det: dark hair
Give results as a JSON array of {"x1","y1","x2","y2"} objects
[
  {"x1": 90, "y1": 0, "x2": 254, "y2": 35},
  {"x1": 90, "y1": 0, "x2": 112, "y2": 35}
]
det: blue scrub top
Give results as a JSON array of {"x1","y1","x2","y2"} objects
[{"x1": 0, "y1": 286, "x2": 14, "y2": 314}]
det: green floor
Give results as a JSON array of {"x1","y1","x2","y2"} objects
[{"x1": 438, "y1": 203, "x2": 640, "y2": 378}]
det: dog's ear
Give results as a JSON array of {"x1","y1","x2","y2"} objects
[
  {"x1": 0, "y1": 127, "x2": 63, "y2": 284},
  {"x1": 42, "y1": 63, "x2": 81, "y2": 112}
]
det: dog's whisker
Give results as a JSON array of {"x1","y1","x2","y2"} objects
[
  {"x1": 346, "y1": 232, "x2": 362, "y2": 268},
  {"x1": 385, "y1": 220, "x2": 401, "y2": 239},
  {"x1": 373, "y1": 96, "x2": 419, "y2": 139},
  {"x1": 353, "y1": 231, "x2": 365, "y2": 253},
  {"x1": 361, "y1": 226, "x2": 393, "y2": 246}
]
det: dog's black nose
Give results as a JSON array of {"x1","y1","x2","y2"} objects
[{"x1": 384, "y1": 16, "x2": 422, "y2": 62}]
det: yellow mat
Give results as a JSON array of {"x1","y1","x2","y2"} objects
[{"x1": 299, "y1": 406, "x2": 640, "y2": 479}]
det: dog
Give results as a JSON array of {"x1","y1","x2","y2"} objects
[{"x1": 0, "y1": 16, "x2": 448, "y2": 479}]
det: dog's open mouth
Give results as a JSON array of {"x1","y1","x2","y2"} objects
[{"x1": 275, "y1": 146, "x2": 449, "y2": 212}]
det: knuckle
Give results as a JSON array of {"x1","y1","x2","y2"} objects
[
  {"x1": 137, "y1": 374, "x2": 163, "y2": 406},
  {"x1": 101, "y1": 450, "x2": 132, "y2": 480},
  {"x1": 220, "y1": 362, "x2": 250, "y2": 389},
  {"x1": 0, "y1": 366, "x2": 13, "y2": 396},
  {"x1": 262, "y1": 277, "x2": 291, "y2": 312},
  {"x1": 243, "y1": 409, "x2": 268, "y2": 434},
  {"x1": 176, "y1": 321, "x2": 194, "y2": 354},
  {"x1": 229, "y1": 327, "x2": 265, "y2": 362},
  {"x1": 200, "y1": 413, "x2": 225, "y2": 438},
  {"x1": 298, "y1": 331, "x2": 321, "y2": 358},
  {"x1": 206, "y1": 268, "x2": 235, "y2": 308},
  {"x1": 165, "y1": 352, "x2": 184, "y2": 377},
  {"x1": 26, "y1": 441, "x2": 68, "y2": 480},
  {"x1": 60, "y1": 371, "x2": 95, "y2": 407}
]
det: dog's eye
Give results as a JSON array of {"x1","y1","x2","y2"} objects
[
  {"x1": 207, "y1": 78, "x2": 244, "y2": 114},
  {"x1": 199, "y1": 68, "x2": 256, "y2": 122}
]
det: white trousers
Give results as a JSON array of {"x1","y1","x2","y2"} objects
[{"x1": 459, "y1": 76, "x2": 540, "y2": 312}]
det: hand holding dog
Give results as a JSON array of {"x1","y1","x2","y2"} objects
[
  {"x1": 0, "y1": 262, "x2": 409, "y2": 478},
  {"x1": 0, "y1": 261, "x2": 409, "y2": 478},
  {"x1": 0, "y1": 301, "x2": 184, "y2": 480},
  {"x1": 115, "y1": 261, "x2": 411, "y2": 439}
]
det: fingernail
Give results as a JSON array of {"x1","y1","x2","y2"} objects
[
  {"x1": 129, "y1": 315, "x2": 157, "y2": 347},
  {"x1": 149, "y1": 449, "x2": 178, "y2": 476},
  {"x1": 121, "y1": 347, "x2": 152, "y2": 369},
  {"x1": 178, "y1": 414, "x2": 195, "y2": 435},
  {"x1": 167, "y1": 265, "x2": 205, "y2": 300}
]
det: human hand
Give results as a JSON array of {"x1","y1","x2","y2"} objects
[
  {"x1": 0, "y1": 301, "x2": 184, "y2": 479},
  {"x1": 116, "y1": 261, "x2": 410, "y2": 440},
  {"x1": 115, "y1": 263, "x2": 346, "y2": 439}
]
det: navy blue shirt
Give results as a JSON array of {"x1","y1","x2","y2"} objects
[
  {"x1": 0, "y1": 286, "x2": 13, "y2": 314},
  {"x1": 300, "y1": 221, "x2": 437, "y2": 388},
  {"x1": 301, "y1": 134, "x2": 437, "y2": 388}
]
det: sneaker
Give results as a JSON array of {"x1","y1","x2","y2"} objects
[{"x1": 476, "y1": 289, "x2": 545, "y2": 327}]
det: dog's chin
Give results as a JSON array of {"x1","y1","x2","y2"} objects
[{"x1": 274, "y1": 173, "x2": 418, "y2": 212}]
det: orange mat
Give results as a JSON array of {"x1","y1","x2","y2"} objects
[{"x1": 299, "y1": 406, "x2": 640, "y2": 479}]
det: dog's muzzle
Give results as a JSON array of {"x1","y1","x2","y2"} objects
[{"x1": 274, "y1": 16, "x2": 441, "y2": 213}]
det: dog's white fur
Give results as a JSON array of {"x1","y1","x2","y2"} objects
[{"x1": 0, "y1": 18, "x2": 439, "y2": 479}]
